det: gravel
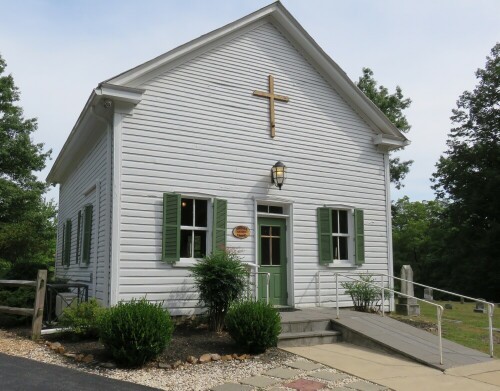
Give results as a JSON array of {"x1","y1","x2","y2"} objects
[{"x1": 0, "y1": 328, "x2": 369, "y2": 390}]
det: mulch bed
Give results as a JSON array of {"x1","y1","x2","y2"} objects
[{"x1": 37, "y1": 321, "x2": 288, "y2": 367}]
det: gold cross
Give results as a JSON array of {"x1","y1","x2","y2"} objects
[{"x1": 253, "y1": 75, "x2": 289, "y2": 138}]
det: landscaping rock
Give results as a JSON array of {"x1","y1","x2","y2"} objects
[
  {"x1": 172, "y1": 360, "x2": 182, "y2": 369},
  {"x1": 158, "y1": 362, "x2": 171, "y2": 369},
  {"x1": 101, "y1": 362, "x2": 117, "y2": 369},
  {"x1": 63, "y1": 353, "x2": 76, "y2": 359},
  {"x1": 221, "y1": 354, "x2": 233, "y2": 361},
  {"x1": 187, "y1": 355, "x2": 198, "y2": 364},
  {"x1": 199, "y1": 353, "x2": 212, "y2": 363},
  {"x1": 56, "y1": 346, "x2": 65, "y2": 354},
  {"x1": 49, "y1": 342, "x2": 61, "y2": 350},
  {"x1": 82, "y1": 354, "x2": 94, "y2": 364},
  {"x1": 210, "y1": 353, "x2": 221, "y2": 361},
  {"x1": 231, "y1": 353, "x2": 238, "y2": 359}
]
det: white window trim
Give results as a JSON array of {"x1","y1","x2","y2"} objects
[
  {"x1": 327, "y1": 207, "x2": 355, "y2": 268},
  {"x1": 177, "y1": 196, "x2": 213, "y2": 265}
]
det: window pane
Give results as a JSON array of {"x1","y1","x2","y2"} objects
[
  {"x1": 332, "y1": 210, "x2": 339, "y2": 233},
  {"x1": 272, "y1": 238, "x2": 281, "y2": 265},
  {"x1": 181, "y1": 198, "x2": 193, "y2": 226},
  {"x1": 332, "y1": 236, "x2": 339, "y2": 260},
  {"x1": 269, "y1": 206, "x2": 283, "y2": 214},
  {"x1": 193, "y1": 230, "x2": 206, "y2": 258},
  {"x1": 339, "y1": 210, "x2": 348, "y2": 234},
  {"x1": 195, "y1": 199, "x2": 208, "y2": 227},
  {"x1": 261, "y1": 226, "x2": 270, "y2": 236},
  {"x1": 261, "y1": 237, "x2": 270, "y2": 265},
  {"x1": 339, "y1": 236, "x2": 348, "y2": 260},
  {"x1": 271, "y1": 226, "x2": 280, "y2": 237},
  {"x1": 257, "y1": 205, "x2": 268, "y2": 213},
  {"x1": 180, "y1": 230, "x2": 192, "y2": 258}
]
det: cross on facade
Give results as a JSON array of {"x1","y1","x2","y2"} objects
[{"x1": 253, "y1": 75, "x2": 289, "y2": 138}]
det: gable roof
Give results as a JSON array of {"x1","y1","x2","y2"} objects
[
  {"x1": 48, "y1": 1, "x2": 408, "y2": 183},
  {"x1": 104, "y1": 1, "x2": 409, "y2": 144}
]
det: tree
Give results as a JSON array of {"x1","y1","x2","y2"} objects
[
  {"x1": 0, "y1": 54, "x2": 56, "y2": 268},
  {"x1": 392, "y1": 196, "x2": 449, "y2": 288},
  {"x1": 357, "y1": 68, "x2": 413, "y2": 189},
  {"x1": 432, "y1": 43, "x2": 500, "y2": 301}
]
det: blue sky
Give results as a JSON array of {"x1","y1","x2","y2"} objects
[{"x1": 1, "y1": 0, "x2": 499, "y2": 203}]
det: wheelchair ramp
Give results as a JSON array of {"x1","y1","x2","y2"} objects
[{"x1": 281, "y1": 308, "x2": 493, "y2": 370}]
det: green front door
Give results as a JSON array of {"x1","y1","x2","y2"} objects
[{"x1": 258, "y1": 217, "x2": 287, "y2": 306}]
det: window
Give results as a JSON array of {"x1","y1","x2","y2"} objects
[
  {"x1": 317, "y1": 207, "x2": 364, "y2": 266},
  {"x1": 180, "y1": 198, "x2": 208, "y2": 258},
  {"x1": 162, "y1": 193, "x2": 227, "y2": 264},
  {"x1": 81, "y1": 204, "x2": 93, "y2": 265},
  {"x1": 62, "y1": 219, "x2": 72, "y2": 266},
  {"x1": 257, "y1": 204, "x2": 284, "y2": 214}
]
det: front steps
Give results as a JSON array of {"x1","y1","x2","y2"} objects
[{"x1": 278, "y1": 318, "x2": 342, "y2": 347}]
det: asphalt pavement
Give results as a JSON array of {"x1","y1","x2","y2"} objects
[{"x1": 0, "y1": 353, "x2": 160, "y2": 391}]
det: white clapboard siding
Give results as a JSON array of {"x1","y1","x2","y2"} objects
[
  {"x1": 56, "y1": 132, "x2": 109, "y2": 303},
  {"x1": 117, "y1": 22, "x2": 391, "y2": 315}
]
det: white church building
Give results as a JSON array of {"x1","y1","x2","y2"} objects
[{"x1": 47, "y1": 2, "x2": 408, "y2": 315}]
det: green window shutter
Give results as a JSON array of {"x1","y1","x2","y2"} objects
[
  {"x1": 64, "y1": 219, "x2": 72, "y2": 266},
  {"x1": 82, "y1": 205, "x2": 93, "y2": 265},
  {"x1": 317, "y1": 207, "x2": 333, "y2": 264},
  {"x1": 212, "y1": 198, "x2": 227, "y2": 252},
  {"x1": 354, "y1": 209, "x2": 365, "y2": 265},
  {"x1": 76, "y1": 210, "x2": 82, "y2": 264},
  {"x1": 61, "y1": 222, "x2": 66, "y2": 265},
  {"x1": 162, "y1": 193, "x2": 181, "y2": 264}
]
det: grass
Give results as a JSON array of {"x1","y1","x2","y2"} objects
[{"x1": 390, "y1": 301, "x2": 499, "y2": 358}]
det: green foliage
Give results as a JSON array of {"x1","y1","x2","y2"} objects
[
  {"x1": 432, "y1": 43, "x2": 500, "y2": 301},
  {"x1": 5, "y1": 260, "x2": 53, "y2": 281},
  {"x1": 59, "y1": 298, "x2": 105, "y2": 338},
  {"x1": 0, "y1": 54, "x2": 56, "y2": 267},
  {"x1": 190, "y1": 250, "x2": 248, "y2": 332},
  {"x1": 99, "y1": 298, "x2": 173, "y2": 367},
  {"x1": 0, "y1": 287, "x2": 35, "y2": 326},
  {"x1": 392, "y1": 196, "x2": 449, "y2": 285},
  {"x1": 225, "y1": 300, "x2": 281, "y2": 353},
  {"x1": 357, "y1": 67, "x2": 413, "y2": 189},
  {"x1": 341, "y1": 274, "x2": 381, "y2": 312}
]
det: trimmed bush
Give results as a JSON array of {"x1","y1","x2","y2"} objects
[
  {"x1": 99, "y1": 298, "x2": 173, "y2": 367},
  {"x1": 191, "y1": 250, "x2": 248, "y2": 332},
  {"x1": 341, "y1": 274, "x2": 381, "y2": 312},
  {"x1": 225, "y1": 300, "x2": 281, "y2": 353},
  {"x1": 59, "y1": 298, "x2": 105, "y2": 338}
]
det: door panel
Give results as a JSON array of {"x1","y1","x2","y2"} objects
[{"x1": 258, "y1": 217, "x2": 287, "y2": 306}]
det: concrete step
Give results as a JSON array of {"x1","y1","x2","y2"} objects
[
  {"x1": 280, "y1": 319, "x2": 332, "y2": 333},
  {"x1": 278, "y1": 330, "x2": 342, "y2": 347}
]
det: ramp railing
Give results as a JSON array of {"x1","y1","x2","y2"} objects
[
  {"x1": 247, "y1": 271, "x2": 270, "y2": 304},
  {"x1": 379, "y1": 272, "x2": 495, "y2": 358},
  {"x1": 317, "y1": 271, "x2": 445, "y2": 365}
]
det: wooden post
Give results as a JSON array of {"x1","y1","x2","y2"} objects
[{"x1": 31, "y1": 270, "x2": 47, "y2": 340}]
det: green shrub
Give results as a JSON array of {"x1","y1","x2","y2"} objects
[
  {"x1": 6, "y1": 260, "x2": 53, "y2": 281},
  {"x1": 59, "y1": 298, "x2": 105, "y2": 338},
  {"x1": 225, "y1": 300, "x2": 281, "y2": 353},
  {"x1": 191, "y1": 250, "x2": 248, "y2": 332},
  {"x1": 99, "y1": 298, "x2": 173, "y2": 367},
  {"x1": 341, "y1": 274, "x2": 381, "y2": 312}
]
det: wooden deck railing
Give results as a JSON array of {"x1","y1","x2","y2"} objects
[{"x1": 0, "y1": 270, "x2": 48, "y2": 339}]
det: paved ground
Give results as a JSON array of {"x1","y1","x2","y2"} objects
[
  {"x1": 0, "y1": 353, "x2": 160, "y2": 391},
  {"x1": 281, "y1": 308, "x2": 493, "y2": 370},
  {"x1": 284, "y1": 342, "x2": 500, "y2": 391}
]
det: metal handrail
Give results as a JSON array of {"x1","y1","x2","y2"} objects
[
  {"x1": 317, "y1": 271, "x2": 445, "y2": 365},
  {"x1": 375, "y1": 272, "x2": 495, "y2": 358},
  {"x1": 248, "y1": 272, "x2": 270, "y2": 304}
]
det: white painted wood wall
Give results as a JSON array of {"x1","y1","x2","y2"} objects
[
  {"x1": 116, "y1": 22, "x2": 391, "y2": 315},
  {"x1": 56, "y1": 131, "x2": 109, "y2": 302}
]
